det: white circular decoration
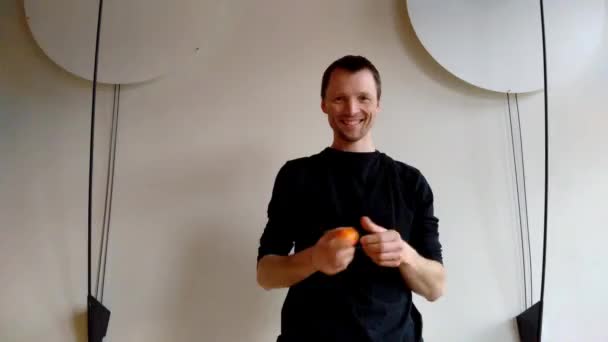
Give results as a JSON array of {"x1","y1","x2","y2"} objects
[
  {"x1": 406, "y1": 0, "x2": 606, "y2": 93},
  {"x1": 25, "y1": 0, "x2": 226, "y2": 84}
]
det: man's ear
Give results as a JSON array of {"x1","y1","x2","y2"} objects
[{"x1": 321, "y1": 98, "x2": 327, "y2": 114}]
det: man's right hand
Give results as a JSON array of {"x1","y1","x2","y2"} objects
[{"x1": 311, "y1": 228, "x2": 356, "y2": 275}]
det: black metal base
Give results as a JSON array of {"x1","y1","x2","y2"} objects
[
  {"x1": 516, "y1": 301, "x2": 542, "y2": 342},
  {"x1": 88, "y1": 295, "x2": 111, "y2": 342}
]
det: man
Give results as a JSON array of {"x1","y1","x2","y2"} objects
[{"x1": 256, "y1": 55, "x2": 445, "y2": 342}]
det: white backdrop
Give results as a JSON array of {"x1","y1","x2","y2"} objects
[{"x1": 1, "y1": 0, "x2": 606, "y2": 341}]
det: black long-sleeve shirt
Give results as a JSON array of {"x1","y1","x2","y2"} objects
[{"x1": 257, "y1": 147, "x2": 443, "y2": 342}]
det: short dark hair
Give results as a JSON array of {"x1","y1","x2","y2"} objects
[{"x1": 320, "y1": 55, "x2": 382, "y2": 100}]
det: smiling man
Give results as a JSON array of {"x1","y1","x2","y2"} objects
[{"x1": 256, "y1": 55, "x2": 445, "y2": 342}]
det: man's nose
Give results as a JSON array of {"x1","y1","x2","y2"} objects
[{"x1": 345, "y1": 98, "x2": 359, "y2": 115}]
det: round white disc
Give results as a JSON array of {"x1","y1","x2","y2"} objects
[
  {"x1": 406, "y1": 0, "x2": 606, "y2": 93},
  {"x1": 24, "y1": 0, "x2": 225, "y2": 84}
]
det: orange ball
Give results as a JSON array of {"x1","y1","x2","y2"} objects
[{"x1": 335, "y1": 227, "x2": 359, "y2": 246}]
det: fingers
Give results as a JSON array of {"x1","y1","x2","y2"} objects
[
  {"x1": 375, "y1": 251, "x2": 402, "y2": 262},
  {"x1": 362, "y1": 242, "x2": 402, "y2": 265},
  {"x1": 333, "y1": 247, "x2": 355, "y2": 271},
  {"x1": 319, "y1": 224, "x2": 405, "y2": 271},
  {"x1": 360, "y1": 232, "x2": 405, "y2": 268},
  {"x1": 314, "y1": 228, "x2": 359, "y2": 275},
  {"x1": 336, "y1": 246, "x2": 355, "y2": 260},
  {"x1": 374, "y1": 254, "x2": 403, "y2": 267},
  {"x1": 361, "y1": 239, "x2": 402, "y2": 253},
  {"x1": 360, "y1": 216, "x2": 387, "y2": 233},
  {"x1": 362, "y1": 246, "x2": 402, "y2": 266},
  {"x1": 360, "y1": 229, "x2": 400, "y2": 245}
]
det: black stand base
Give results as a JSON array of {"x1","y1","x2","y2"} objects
[
  {"x1": 88, "y1": 295, "x2": 111, "y2": 342},
  {"x1": 516, "y1": 301, "x2": 542, "y2": 342}
]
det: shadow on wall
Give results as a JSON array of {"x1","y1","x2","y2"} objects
[
  {"x1": 71, "y1": 311, "x2": 87, "y2": 342},
  {"x1": 392, "y1": 0, "x2": 498, "y2": 99}
]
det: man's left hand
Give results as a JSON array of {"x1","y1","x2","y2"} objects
[{"x1": 359, "y1": 216, "x2": 417, "y2": 267}]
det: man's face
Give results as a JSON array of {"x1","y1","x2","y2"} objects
[{"x1": 321, "y1": 68, "x2": 380, "y2": 144}]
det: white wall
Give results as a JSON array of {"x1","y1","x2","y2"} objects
[
  {"x1": 1, "y1": 0, "x2": 606, "y2": 341},
  {"x1": 518, "y1": 26, "x2": 608, "y2": 340}
]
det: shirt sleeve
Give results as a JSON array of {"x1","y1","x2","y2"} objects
[
  {"x1": 257, "y1": 162, "x2": 296, "y2": 262},
  {"x1": 410, "y1": 172, "x2": 443, "y2": 264}
]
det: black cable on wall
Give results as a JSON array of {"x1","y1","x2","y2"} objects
[
  {"x1": 88, "y1": 0, "x2": 105, "y2": 306},
  {"x1": 538, "y1": 0, "x2": 550, "y2": 339}
]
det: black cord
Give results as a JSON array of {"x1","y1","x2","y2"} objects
[
  {"x1": 89, "y1": 0, "x2": 105, "y2": 301},
  {"x1": 101, "y1": 84, "x2": 120, "y2": 303},
  {"x1": 507, "y1": 92, "x2": 529, "y2": 309},
  {"x1": 538, "y1": 0, "x2": 549, "y2": 340},
  {"x1": 515, "y1": 93, "x2": 534, "y2": 305}
]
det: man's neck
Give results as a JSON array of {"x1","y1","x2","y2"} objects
[{"x1": 331, "y1": 136, "x2": 375, "y2": 153}]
